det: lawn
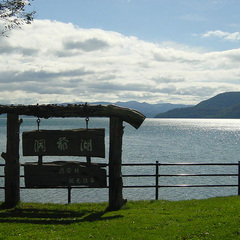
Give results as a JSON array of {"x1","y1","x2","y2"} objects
[{"x1": 0, "y1": 196, "x2": 239, "y2": 239}]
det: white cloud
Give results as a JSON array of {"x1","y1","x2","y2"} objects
[
  {"x1": 0, "y1": 20, "x2": 240, "y2": 105},
  {"x1": 202, "y1": 30, "x2": 240, "y2": 42}
]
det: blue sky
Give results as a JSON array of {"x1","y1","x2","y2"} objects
[
  {"x1": 32, "y1": 0, "x2": 240, "y2": 51},
  {"x1": 0, "y1": 0, "x2": 240, "y2": 105}
]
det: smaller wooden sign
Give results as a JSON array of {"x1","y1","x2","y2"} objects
[
  {"x1": 22, "y1": 128, "x2": 105, "y2": 157},
  {"x1": 24, "y1": 161, "x2": 107, "y2": 188}
]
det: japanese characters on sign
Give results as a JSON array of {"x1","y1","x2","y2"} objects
[
  {"x1": 22, "y1": 129, "x2": 105, "y2": 157},
  {"x1": 34, "y1": 139, "x2": 46, "y2": 153},
  {"x1": 24, "y1": 162, "x2": 107, "y2": 188},
  {"x1": 58, "y1": 164, "x2": 96, "y2": 186}
]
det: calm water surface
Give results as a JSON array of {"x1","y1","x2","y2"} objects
[{"x1": 1, "y1": 118, "x2": 240, "y2": 203}]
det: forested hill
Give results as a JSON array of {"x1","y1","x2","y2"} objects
[{"x1": 155, "y1": 92, "x2": 240, "y2": 118}]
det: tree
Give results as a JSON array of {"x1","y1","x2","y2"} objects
[{"x1": 0, "y1": 0, "x2": 35, "y2": 36}]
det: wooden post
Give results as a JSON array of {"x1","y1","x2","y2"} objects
[
  {"x1": 108, "y1": 117, "x2": 125, "y2": 210},
  {"x1": 4, "y1": 113, "x2": 20, "y2": 207}
]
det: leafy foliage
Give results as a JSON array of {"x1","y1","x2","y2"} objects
[{"x1": 0, "y1": 0, "x2": 35, "y2": 36}]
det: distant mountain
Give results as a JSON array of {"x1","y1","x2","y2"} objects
[
  {"x1": 64, "y1": 101, "x2": 191, "y2": 118},
  {"x1": 155, "y1": 92, "x2": 240, "y2": 118},
  {"x1": 114, "y1": 101, "x2": 192, "y2": 118}
]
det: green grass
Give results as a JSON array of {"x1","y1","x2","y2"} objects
[{"x1": 0, "y1": 196, "x2": 239, "y2": 239}]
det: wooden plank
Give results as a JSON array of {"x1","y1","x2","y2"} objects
[
  {"x1": 24, "y1": 161, "x2": 107, "y2": 188},
  {"x1": 0, "y1": 104, "x2": 146, "y2": 129},
  {"x1": 22, "y1": 128, "x2": 105, "y2": 157}
]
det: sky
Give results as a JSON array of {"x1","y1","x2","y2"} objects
[{"x1": 0, "y1": 0, "x2": 240, "y2": 105}]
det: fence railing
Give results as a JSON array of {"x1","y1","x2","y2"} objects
[
  {"x1": 0, "y1": 161, "x2": 239, "y2": 203},
  {"x1": 122, "y1": 161, "x2": 240, "y2": 200}
]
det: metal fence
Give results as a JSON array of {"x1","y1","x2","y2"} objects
[
  {"x1": 122, "y1": 161, "x2": 240, "y2": 200},
  {"x1": 0, "y1": 161, "x2": 240, "y2": 203}
]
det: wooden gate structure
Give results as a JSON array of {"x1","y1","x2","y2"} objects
[{"x1": 0, "y1": 104, "x2": 145, "y2": 210}]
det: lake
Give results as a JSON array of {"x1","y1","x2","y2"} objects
[{"x1": 1, "y1": 117, "x2": 240, "y2": 203}]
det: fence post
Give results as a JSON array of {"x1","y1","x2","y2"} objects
[
  {"x1": 155, "y1": 161, "x2": 159, "y2": 200},
  {"x1": 68, "y1": 187, "x2": 72, "y2": 204},
  {"x1": 238, "y1": 161, "x2": 240, "y2": 196}
]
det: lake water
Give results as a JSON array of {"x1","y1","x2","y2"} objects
[{"x1": 1, "y1": 117, "x2": 240, "y2": 203}]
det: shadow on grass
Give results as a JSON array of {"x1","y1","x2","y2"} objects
[{"x1": 0, "y1": 203, "x2": 123, "y2": 225}]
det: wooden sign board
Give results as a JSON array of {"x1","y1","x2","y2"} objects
[
  {"x1": 22, "y1": 128, "x2": 105, "y2": 157},
  {"x1": 24, "y1": 161, "x2": 107, "y2": 188}
]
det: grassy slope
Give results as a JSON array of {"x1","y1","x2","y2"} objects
[{"x1": 0, "y1": 196, "x2": 239, "y2": 239}]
